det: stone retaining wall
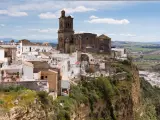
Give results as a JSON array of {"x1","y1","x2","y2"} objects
[{"x1": 0, "y1": 80, "x2": 49, "y2": 92}]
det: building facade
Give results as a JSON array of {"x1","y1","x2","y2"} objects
[
  {"x1": 17, "y1": 40, "x2": 52, "y2": 56},
  {"x1": 57, "y1": 10, "x2": 111, "y2": 54}
]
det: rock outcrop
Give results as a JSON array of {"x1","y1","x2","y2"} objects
[{"x1": 0, "y1": 61, "x2": 149, "y2": 120}]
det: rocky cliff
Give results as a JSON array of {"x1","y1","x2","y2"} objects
[
  {"x1": 52, "y1": 60, "x2": 142, "y2": 120},
  {"x1": 0, "y1": 60, "x2": 158, "y2": 120}
]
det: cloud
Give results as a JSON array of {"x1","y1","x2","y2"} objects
[
  {"x1": 39, "y1": 12, "x2": 57, "y2": 19},
  {"x1": 90, "y1": 15, "x2": 98, "y2": 19},
  {"x1": 39, "y1": 6, "x2": 95, "y2": 19},
  {"x1": 120, "y1": 33, "x2": 136, "y2": 37},
  {"x1": 8, "y1": 1, "x2": 121, "y2": 12},
  {"x1": 9, "y1": 1, "x2": 62, "y2": 12},
  {"x1": 31, "y1": 35, "x2": 37, "y2": 37},
  {"x1": 107, "y1": 33, "x2": 116, "y2": 36},
  {"x1": 0, "y1": 10, "x2": 28, "y2": 17},
  {"x1": 87, "y1": 17, "x2": 130, "y2": 25},
  {"x1": 0, "y1": 10, "x2": 8, "y2": 15},
  {"x1": 75, "y1": 31, "x2": 86, "y2": 33},
  {"x1": 63, "y1": 6, "x2": 96, "y2": 14},
  {"x1": 15, "y1": 26, "x2": 22, "y2": 28},
  {"x1": 28, "y1": 28, "x2": 57, "y2": 33},
  {"x1": 0, "y1": 24, "x2": 5, "y2": 27},
  {"x1": 9, "y1": 11, "x2": 28, "y2": 17}
]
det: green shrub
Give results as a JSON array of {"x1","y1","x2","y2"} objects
[
  {"x1": 57, "y1": 110, "x2": 70, "y2": 120},
  {"x1": 37, "y1": 91, "x2": 49, "y2": 105},
  {"x1": 116, "y1": 67, "x2": 123, "y2": 73},
  {"x1": 0, "y1": 85, "x2": 26, "y2": 92},
  {"x1": 54, "y1": 77, "x2": 120, "y2": 119},
  {"x1": 121, "y1": 60, "x2": 131, "y2": 65},
  {"x1": 0, "y1": 99, "x2": 4, "y2": 104},
  {"x1": 127, "y1": 73, "x2": 132, "y2": 79}
]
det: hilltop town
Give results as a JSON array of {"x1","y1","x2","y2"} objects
[
  {"x1": 0, "y1": 10, "x2": 127, "y2": 98},
  {"x1": 1, "y1": 9, "x2": 160, "y2": 120}
]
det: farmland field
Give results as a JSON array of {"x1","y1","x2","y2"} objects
[
  {"x1": 143, "y1": 55, "x2": 160, "y2": 60},
  {"x1": 112, "y1": 41, "x2": 160, "y2": 70}
]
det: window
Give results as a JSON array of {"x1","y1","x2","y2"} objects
[
  {"x1": 62, "y1": 88, "x2": 68, "y2": 94},
  {"x1": 45, "y1": 76, "x2": 47, "y2": 79},
  {"x1": 4, "y1": 52, "x2": 7, "y2": 57},
  {"x1": 41, "y1": 76, "x2": 44, "y2": 79}
]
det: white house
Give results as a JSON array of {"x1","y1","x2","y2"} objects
[
  {"x1": 17, "y1": 40, "x2": 52, "y2": 57},
  {"x1": 49, "y1": 51, "x2": 81, "y2": 80},
  {"x1": 0, "y1": 46, "x2": 11, "y2": 66},
  {"x1": 111, "y1": 48, "x2": 127, "y2": 60},
  {"x1": 0, "y1": 47, "x2": 5, "y2": 62}
]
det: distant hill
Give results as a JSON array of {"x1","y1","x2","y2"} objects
[
  {"x1": 0, "y1": 38, "x2": 58, "y2": 44},
  {"x1": 0, "y1": 38, "x2": 18, "y2": 42},
  {"x1": 112, "y1": 40, "x2": 160, "y2": 48},
  {"x1": 49, "y1": 43, "x2": 57, "y2": 47}
]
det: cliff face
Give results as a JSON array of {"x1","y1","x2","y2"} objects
[
  {"x1": 131, "y1": 65, "x2": 141, "y2": 119},
  {"x1": 55, "y1": 61, "x2": 142, "y2": 120},
  {"x1": 1, "y1": 104, "x2": 47, "y2": 120},
  {"x1": 0, "y1": 90, "x2": 55, "y2": 120},
  {"x1": 0, "y1": 61, "x2": 143, "y2": 120}
]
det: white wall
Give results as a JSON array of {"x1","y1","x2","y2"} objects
[
  {"x1": 16, "y1": 43, "x2": 22, "y2": 57},
  {"x1": 0, "y1": 49, "x2": 4, "y2": 61},
  {"x1": 22, "y1": 64, "x2": 33, "y2": 79},
  {"x1": 112, "y1": 48, "x2": 125, "y2": 57},
  {"x1": 34, "y1": 73, "x2": 39, "y2": 80},
  {"x1": 22, "y1": 45, "x2": 52, "y2": 53}
]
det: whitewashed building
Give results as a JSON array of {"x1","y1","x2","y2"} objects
[
  {"x1": 111, "y1": 48, "x2": 127, "y2": 60},
  {"x1": 0, "y1": 47, "x2": 5, "y2": 62},
  {"x1": 17, "y1": 40, "x2": 52, "y2": 57},
  {"x1": 0, "y1": 46, "x2": 13, "y2": 66},
  {"x1": 49, "y1": 51, "x2": 81, "y2": 80}
]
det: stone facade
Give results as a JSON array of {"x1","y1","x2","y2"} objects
[
  {"x1": 57, "y1": 10, "x2": 111, "y2": 54},
  {"x1": 58, "y1": 10, "x2": 74, "y2": 53}
]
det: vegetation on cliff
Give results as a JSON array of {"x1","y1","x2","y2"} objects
[
  {"x1": 139, "y1": 78, "x2": 160, "y2": 120},
  {"x1": 52, "y1": 60, "x2": 135, "y2": 120},
  {"x1": 52, "y1": 76, "x2": 134, "y2": 120},
  {"x1": 1, "y1": 60, "x2": 154, "y2": 120},
  {"x1": 0, "y1": 86, "x2": 54, "y2": 120},
  {"x1": 0, "y1": 86, "x2": 36, "y2": 110}
]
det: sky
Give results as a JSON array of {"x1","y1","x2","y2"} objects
[{"x1": 0, "y1": 0, "x2": 160, "y2": 42}]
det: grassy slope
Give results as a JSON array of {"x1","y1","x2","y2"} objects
[{"x1": 0, "y1": 86, "x2": 36, "y2": 110}]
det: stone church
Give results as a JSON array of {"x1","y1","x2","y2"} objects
[{"x1": 57, "y1": 10, "x2": 111, "y2": 54}]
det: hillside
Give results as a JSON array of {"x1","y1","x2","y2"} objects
[
  {"x1": 139, "y1": 78, "x2": 160, "y2": 120},
  {"x1": 0, "y1": 60, "x2": 159, "y2": 120}
]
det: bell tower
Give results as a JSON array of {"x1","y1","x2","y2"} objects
[{"x1": 57, "y1": 10, "x2": 74, "y2": 53}]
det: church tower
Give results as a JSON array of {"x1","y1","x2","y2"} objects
[{"x1": 57, "y1": 10, "x2": 74, "y2": 53}]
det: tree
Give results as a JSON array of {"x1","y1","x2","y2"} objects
[
  {"x1": 10, "y1": 40, "x2": 14, "y2": 43},
  {"x1": 16, "y1": 72, "x2": 19, "y2": 78}
]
